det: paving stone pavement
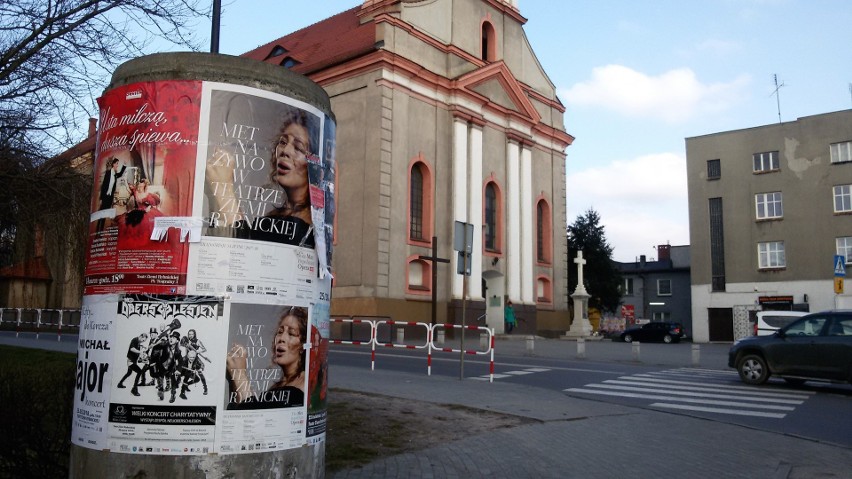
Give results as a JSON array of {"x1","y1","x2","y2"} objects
[{"x1": 328, "y1": 337, "x2": 852, "y2": 479}]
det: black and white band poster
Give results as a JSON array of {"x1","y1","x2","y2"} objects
[
  {"x1": 71, "y1": 295, "x2": 117, "y2": 449},
  {"x1": 106, "y1": 294, "x2": 224, "y2": 455}
]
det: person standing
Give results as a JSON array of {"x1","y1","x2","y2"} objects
[
  {"x1": 504, "y1": 300, "x2": 517, "y2": 334},
  {"x1": 117, "y1": 332, "x2": 148, "y2": 389}
]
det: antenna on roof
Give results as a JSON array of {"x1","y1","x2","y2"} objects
[{"x1": 771, "y1": 74, "x2": 785, "y2": 124}]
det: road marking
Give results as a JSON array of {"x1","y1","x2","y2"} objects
[
  {"x1": 650, "y1": 403, "x2": 787, "y2": 418},
  {"x1": 564, "y1": 368, "x2": 815, "y2": 419},
  {"x1": 564, "y1": 388, "x2": 794, "y2": 411}
]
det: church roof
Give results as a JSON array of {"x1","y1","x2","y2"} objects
[{"x1": 242, "y1": 6, "x2": 377, "y2": 75}]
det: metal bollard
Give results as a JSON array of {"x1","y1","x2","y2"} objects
[
  {"x1": 396, "y1": 327, "x2": 404, "y2": 344},
  {"x1": 691, "y1": 343, "x2": 700, "y2": 367},
  {"x1": 525, "y1": 335, "x2": 535, "y2": 355},
  {"x1": 632, "y1": 341, "x2": 641, "y2": 361},
  {"x1": 577, "y1": 337, "x2": 586, "y2": 359},
  {"x1": 436, "y1": 329, "x2": 445, "y2": 346}
]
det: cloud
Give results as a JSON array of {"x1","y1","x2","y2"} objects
[
  {"x1": 560, "y1": 65, "x2": 750, "y2": 122},
  {"x1": 567, "y1": 153, "x2": 690, "y2": 262}
]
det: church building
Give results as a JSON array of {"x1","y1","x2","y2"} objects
[{"x1": 243, "y1": 0, "x2": 574, "y2": 334}]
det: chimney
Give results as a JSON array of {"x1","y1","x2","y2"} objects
[
  {"x1": 640, "y1": 255, "x2": 646, "y2": 267},
  {"x1": 658, "y1": 244, "x2": 671, "y2": 261},
  {"x1": 88, "y1": 118, "x2": 97, "y2": 138}
]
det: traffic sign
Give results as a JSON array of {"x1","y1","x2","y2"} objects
[
  {"x1": 835, "y1": 255, "x2": 846, "y2": 277},
  {"x1": 835, "y1": 277, "x2": 844, "y2": 294}
]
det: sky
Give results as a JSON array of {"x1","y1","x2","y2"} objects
[{"x1": 189, "y1": 0, "x2": 852, "y2": 262}]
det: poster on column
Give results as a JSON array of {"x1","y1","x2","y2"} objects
[
  {"x1": 85, "y1": 80, "x2": 202, "y2": 295},
  {"x1": 306, "y1": 277, "x2": 331, "y2": 444},
  {"x1": 189, "y1": 82, "x2": 334, "y2": 287},
  {"x1": 106, "y1": 294, "x2": 224, "y2": 455},
  {"x1": 71, "y1": 295, "x2": 117, "y2": 449},
  {"x1": 216, "y1": 301, "x2": 311, "y2": 454}
]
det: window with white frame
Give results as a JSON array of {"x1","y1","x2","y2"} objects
[
  {"x1": 753, "y1": 151, "x2": 779, "y2": 173},
  {"x1": 657, "y1": 279, "x2": 672, "y2": 296},
  {"x1": 831, "y1": 141, "x2": 852, "y2": 164},
  {"x1": 837, "y1": 237, "x2": 852, "y2": 264},
  {"x1": 755, "y1": 192, "x2": 783, "y2": 219},
  {"x1": 758, "y1": 241, "x2": 785, "y2": 269},
  {"x1": 623, "y1": 277, "x2": 634, "y2": 295},
  {"x1": 834, "y1": 185, "x2": 852, "y2": 213}
]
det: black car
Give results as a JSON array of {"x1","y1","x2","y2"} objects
[
  {"x1": 619, "y1": 321, "x2": 684, "y2": 344},
  {"x1": 728, "y1": 311, "x2": 852, "y2": 386}
]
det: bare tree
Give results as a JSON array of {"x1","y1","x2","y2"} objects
[{"x1": 0, "y1": 0, "x2": 206, "y2": 301}]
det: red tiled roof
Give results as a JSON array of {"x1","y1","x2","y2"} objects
[
  {"x1": 0, "y1": 256, "x2": 52, "y2": 281},
  {"x1": 241, "y1": 6, "x2": 377, "y2": 76}
]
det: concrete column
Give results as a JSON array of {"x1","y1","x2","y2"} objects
[
  {"x1": 468, "y1": 125, "x2": 483, "y2": 300},
  {"x1": 452, "y1": 118, "x2": 469, "y2": 299},
  {"x1": 520, "y1": 146, "x2": 534, "y2": 303},
  {"x1": 506, "y1": 141, "x2": 521, "y2": 302}
]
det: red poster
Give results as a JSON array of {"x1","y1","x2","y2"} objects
[{"x1": 85, "y1": 81, "x2": 202, "y2": 294}]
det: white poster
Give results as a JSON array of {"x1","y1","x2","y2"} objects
[
  {"x1": 106, "y1": 294, "x2": 225, "y2": 455},
  {"x1": 71, "y1": 295, "x2": 118, "y2": 449}
]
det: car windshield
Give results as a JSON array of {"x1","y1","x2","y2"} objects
[
  {"x1": 762, "y1": 316, "x2": 798, "y2": 328},
  {"x1": 783, "y1": 317, "x2": 826, "y2": 336}
]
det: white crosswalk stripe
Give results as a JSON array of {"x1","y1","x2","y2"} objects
[
  {"x1": 472, "y1": 367, "x2": 551, "y2": 380},
  {"x1": 565, "y1": 368, "x2": 813, "y2": 419}
]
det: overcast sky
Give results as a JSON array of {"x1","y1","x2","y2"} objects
[{"x1": 202, "y1": 0, "x2": 852, "y2": 262}]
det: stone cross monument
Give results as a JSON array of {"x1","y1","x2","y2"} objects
[{"x1": 565, "y1": 250, "x2": 592, "y2": 337}]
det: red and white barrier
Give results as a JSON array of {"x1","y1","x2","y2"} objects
[{"x1": 430, "y1": 323, "x2": 495, "y2": 382}]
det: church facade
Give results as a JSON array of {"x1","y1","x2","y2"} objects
[{"x1": 243, "y1": 0, "x2": 574, "y2": 334}]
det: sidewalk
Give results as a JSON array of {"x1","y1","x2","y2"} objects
[{"x1": 328, "y1": 337, "x2": 852, "y2": 479}]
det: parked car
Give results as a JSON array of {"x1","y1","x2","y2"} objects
[
  {"x1": 753, "y1": 310, "x2": 807, "y2": 336},
  {"x1": 729, "y1": 311, "x2": 852, "y2": 386},
  {"x1": 619, "y1": 321, "x2": 684, "y2": 344}
]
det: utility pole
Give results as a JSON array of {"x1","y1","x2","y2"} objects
[{"x1": 211, "y1": 0, "x2": 221, "y2": 53}]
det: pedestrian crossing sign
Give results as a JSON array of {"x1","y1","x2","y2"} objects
[{"x1": 835, "y1": 255, "x2": 846, "y2": 277}]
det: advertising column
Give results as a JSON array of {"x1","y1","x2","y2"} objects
[{"x1": 70, "y1": 53, "x2": 334, "y2": 478}]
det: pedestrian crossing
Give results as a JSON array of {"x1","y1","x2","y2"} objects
[
  {"x1": 565, "y1": 368, "x2": 815, "y2": 419},
  {"x1": 471, "y1": 367, "x2": 551, "y2": 380}
]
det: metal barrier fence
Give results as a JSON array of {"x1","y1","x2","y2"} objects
[
  {"x1": 0, "y1": 307, "x2": 82, "y2": 340},
  {"x1": 329, "y1": 316, "x2": 495, "y2": 381}
]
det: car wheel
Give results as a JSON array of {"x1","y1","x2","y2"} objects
[
  {"x1": 663, "y1": 334, "x2": 673, "y2": 344},
  {"x1": 783, "y1": 378, "x2": 806, "y2": 387},
  {"x1": 737, "y1": 354, "x2": 769, "y2": 385},
  {"x1": 623, "y1": 334, "x2": 633, "y2": 343}
]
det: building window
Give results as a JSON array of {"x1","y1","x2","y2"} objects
[
  {"x1": 623, "y1": 278, "x2": 634, "y2": 295},
  {"x1": 536, "y1": 276, "x2": 552, "y2": 304},
  {"x1": 657, "y1": 279, "x2": 672, "y2": 296},
  {"x1": 831, "y1": 141, "x2": 852, "y2": 164},
  {"x1": 652, "y1": 311, "x2": 672, "y2": 322},
  {"x1": 484, "y1": 182, "x2": 498, "y2": 251},
  {"x1": 481, "y1": 21, "x2": 496, "y2": 62},
  {"x1": 408, "y1": 157, "x2": 433, "y2": 244},
  {"x1": 707, "y1": 159, "x2": 721, "y2": 179},
  {"x1": 406, "y1": 258, "x2": 431, "y2": 295},
  {"x1": 709, "y1": 198, "x2": 726, "y2": 291},
  {"x1": 410, "y1": 165, "x2": 423, "y2": 240},
  {"x1": 755, "y1": 192, "x2": 783, "y2": 220},
  {"x1": 834, "y1": 185, "x2": 852, "y2": 213},
  {"x1": 758, "y1": 241, "x2": 785, "y2": 269},
  {"x1": 752, "y1": 151, "x2": 779, "y2": 173},
  {"x1": 837, "y1": 237, "x2": 852, "y2": 264},
  {"x1": 536, "y1": 198, "x2": 552, "y2": 264}
]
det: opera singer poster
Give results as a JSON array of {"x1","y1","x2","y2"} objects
[{"x1": 217, "y1": 301, "x2": 310, "y2": 453}]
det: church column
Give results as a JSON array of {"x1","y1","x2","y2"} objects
[
  {"x1": 468, "y1": 124, "x2": 484, "y2": 300},
  {"x1": 520, "y1": 145, "x2": 534, "y2": 303},
  {"x1": 506, "y1": 140, "x2": 521, "y2": 302},
  {"x1": 452, "y1": 117, "x2": 469, "y2": 299}
]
